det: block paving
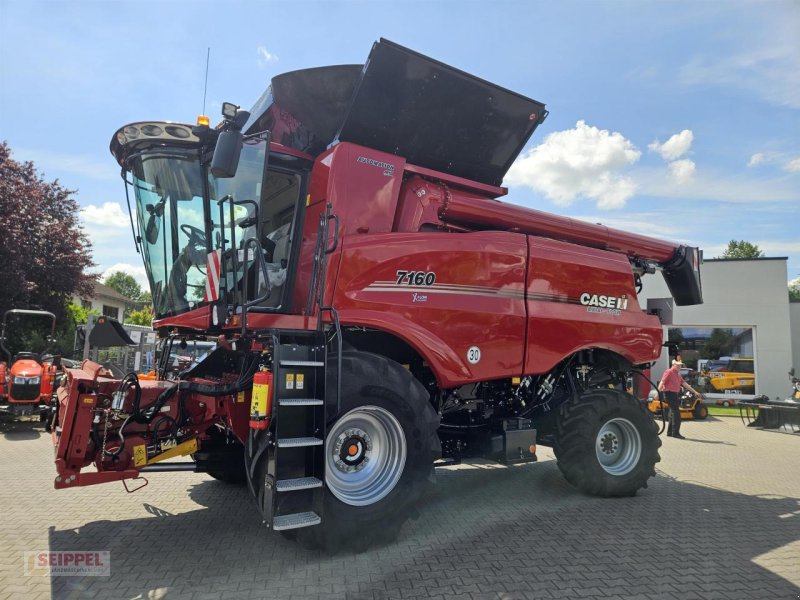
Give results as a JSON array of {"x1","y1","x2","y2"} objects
[{"x1": 0, "y1": 415, "x2": 798, "y2": 599}]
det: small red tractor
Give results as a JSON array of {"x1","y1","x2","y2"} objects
[
  {"x1": 50, "y1": 40, "x2": 703, "y2": 550},
  {"x1": 0, "y1": 309, "x2": 59, "y2": 420}
]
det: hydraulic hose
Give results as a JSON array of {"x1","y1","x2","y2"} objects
[{"x1": 632, "y1": 369, "x2": 667, "y2": 435}]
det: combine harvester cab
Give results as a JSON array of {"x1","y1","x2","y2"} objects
[{"x1": 52, "y1": 39, "x2": 703, "y2": 550}]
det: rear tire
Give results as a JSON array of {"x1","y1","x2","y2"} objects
[
  {"x1": 299, "y1": 351, "x2": 440, "y2": 552},
  {"x1": 554, "y1": 388, "x2": 660, "y2": 497}
]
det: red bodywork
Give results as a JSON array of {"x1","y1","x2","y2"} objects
[
  {"x1": 166, "y1": 141, "x2": 666, "y2": 386},
  {"x1": 53, "y1": 360, "x2": 251, "y2": 489}
]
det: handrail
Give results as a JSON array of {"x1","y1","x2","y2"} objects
[{"x1": 240, "y1": 237, "x2": 272, "y2": 337}]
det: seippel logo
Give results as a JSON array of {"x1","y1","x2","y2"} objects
[
  {"x1": 356, "y1": 156, "x2": 395, "y2": 176},
  {"x1": 579, "y1": 292, "x2": 629, "y2": 310}
]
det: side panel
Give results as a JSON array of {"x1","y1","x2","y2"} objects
[
  {"x1": 525, "y1": 238, "x2": 663, "y2": 374},
  {"x1": 332, "y1": 231, "x2": 527, "y2": 387}
]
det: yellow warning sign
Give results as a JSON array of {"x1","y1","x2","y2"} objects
[
  {"x1": 296, "y1": 373, "x2": 304, "y2": 390},
  {"x1": 251, "y1": 383, "x2": 269, "y2": 418},
  {"x1": 133, "y1": 444, "x2": 147, "y2": 467},
  {"x1": 285, "y1": 373, "x2": 295, "y2": 390},
  {"x1": 237, "y1": 391, "x2": 246, "y2": 403}
]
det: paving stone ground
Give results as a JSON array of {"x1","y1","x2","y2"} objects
[{"x1": 0, "y1": 415, "x2": 798, "y2": 599}]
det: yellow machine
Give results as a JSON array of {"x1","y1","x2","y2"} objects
[
  {"x1": 703, "y1": 358, "x2": 755, "y2": 394},
  {"x1": 647, "y1": 389, "x2": 708, "y2": 421}
]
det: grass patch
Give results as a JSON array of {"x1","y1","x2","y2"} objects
[{"x1": 707, "y1": 405, "x2": 743, "y2": 417}]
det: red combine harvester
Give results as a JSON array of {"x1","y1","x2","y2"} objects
[
  {"x1": 1, "y1": 309, "x2": 59, "y2": 419},
  {"x1": 51, "y1": 40, "x2": 703, "y2": 549}
]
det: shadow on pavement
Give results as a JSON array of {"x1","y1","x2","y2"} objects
[
  {"x1": 47, "y1": 460, "x2": 800, "y2": 599},
  {"x1": 0, "y1": 418, "x2": 43, "y2": 440}
]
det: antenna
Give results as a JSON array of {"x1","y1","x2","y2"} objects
[{"x1": 202, "y1": 48, "x2": 210, "y2": 115}]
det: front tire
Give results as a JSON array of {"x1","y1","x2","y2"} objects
[
  {"x1": 693, "y1": 403, "x2": 709, "y2": 420},
  {"x1": 300, "y1": 351, "x2": 440, "y2": 551},
  {"x1": 554, "y1": 388, "x2": 661, "y2": 497}
]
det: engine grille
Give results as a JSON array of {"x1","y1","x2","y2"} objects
[{"x1": 10, "y1": 383, "x2": 41, "y2": 401}]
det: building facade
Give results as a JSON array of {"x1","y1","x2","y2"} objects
[
  {"x1": 72, "y1": 282, "x2": 130, "y2": 322},
  {"x1": 639, "y1": 257, "x2": 795, "y2": 402}
]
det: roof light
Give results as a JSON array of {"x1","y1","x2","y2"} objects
[
  {"x1": 197, "y1": 115, "x2": 210, "y2": 127},
  {"x1": 222, "y1": 102, "x2": 239, "y2": 119}
]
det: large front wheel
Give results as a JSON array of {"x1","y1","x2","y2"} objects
[
  {"x1": 299, "y1": 351, "x2": 440, "y2": 551},
  {"x1": 554, "y1": 388, "x2": 661, "y2": 497}
]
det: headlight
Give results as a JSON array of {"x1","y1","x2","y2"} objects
[{"x1": 13, "y1": 376, "x2": 40, "y2": 385}]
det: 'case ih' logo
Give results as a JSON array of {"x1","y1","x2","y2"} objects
[
  {"x1": 579, "y1": 293, "x2": 629, "y2": 310},
  {"x1": 356, "y1": 156, "x2": 395, "y2": 176}
]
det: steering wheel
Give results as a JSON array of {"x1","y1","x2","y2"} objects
[
  {"x1": 179, "y1": 224, "x2": 208, "y2": 276},
  {"x1": 180, "y1": 224, "x2": 207, "y2": 247}
]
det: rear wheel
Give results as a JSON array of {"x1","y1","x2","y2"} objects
[
  {"x1": 554, "y1": 388, "x2": 661, "y2": 497},
  {"x1": 299, "y1": 351, "x2": 440, "y2": 552}
]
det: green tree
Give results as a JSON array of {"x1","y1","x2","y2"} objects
[
  {"x1": 0, "y1": 142, "x2": 95, "y2": 318},
  {"x1": 718, "y1": 240, "x2": 765, "y2": 259},
  {"x1": 104, "y1": 271, "x2": 143, "y2": 301},
  {"x1": 790, "y1": 277, "x2": 800, "y2": 302},
  {"x1": 125, "y1": 306, "x2": 153, "y2": 327},
  {"x1": 701, "y1": 328, "x2": 734, "y2": 360}
]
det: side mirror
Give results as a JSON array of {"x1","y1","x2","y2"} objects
[
  {"x1": 145, "y1": 213, "x2": 160, "y2": 244},
  {"x1": 210, "y1": 130, "x2": 243, "y2": 178},
  {"x1": 790, "y1": 368, "x2": 796, "y2": 377}
]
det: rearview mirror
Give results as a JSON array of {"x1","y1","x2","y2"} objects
[
  {"x1": 145, "y1": 213, "x2": 160, "y2": 244},
  {"x1": 210, "y1": 130, "x2": 243, "y2": 178}
]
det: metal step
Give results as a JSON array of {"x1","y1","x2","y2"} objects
[
  {"x1": 280, "y1": 360, "x2": 324, "y2": 367},
  {"x1": 275, "y1": 476, "x2": 323, "y2": 492},
  {"x1": 277, "y1": 436, "x2": 323, "y2": 448},
  {"x1": 279, "y1": 398, "x2": 324, "y2": 406},
  {"x1": 273, "y1": 511, "x2": 321, "y2": 531}
]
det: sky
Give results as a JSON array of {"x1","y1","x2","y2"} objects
[{"x1": 1, "y1": 0, "x2": 799, "y2": 290}]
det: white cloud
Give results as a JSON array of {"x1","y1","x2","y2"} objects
[
  {"x1": 678, "y1": 34, "x2": 800, "y2": 109},
  {"x1": 747, "y1": 153, "x2": 766, "y2": 167},
  {"x1": 80, "y1": 202, "x2": 129, "y2": 228},
  {"x1": 668, "y1": 159, "x2": 696, "y2": 184},
  {"x1": 648, "y1": 129, "x2": 694, "y2": 161},
  {"x1": 634, "y1": 165, "x2": 799, "y2": 204},
  {"x1": 101, "y1": 263, "x2": 149, "y2": 290},
  {"x1": 257, "y1": 46, "x2": 278, "y2": 67},
  {"x1": 505, "y1": 120, "x2": 641, "y2": 210},
  {"x1": 784, "y1": 158, "x2": 800, "y2": 173}
]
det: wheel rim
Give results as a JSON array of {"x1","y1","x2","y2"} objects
[
  {"x1": 595, "y1": 417, "x2": 642, "y2": 476},
  {"x1": 325, "y1": 406, "x2": 407, "y2": 506}
]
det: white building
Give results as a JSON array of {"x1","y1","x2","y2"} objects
[
  {"x1": 639, "y1": 257, "x2": 796, "y2": 402},
  {"x1": 72, "y1": 282, "x2": 130, "y2": 322}
]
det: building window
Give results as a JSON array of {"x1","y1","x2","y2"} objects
[
  {"x1": 102, "y1": 305, "x2": 119, "y2": 320},
  {"x1": 667, "y1": 327, "x2": 756, "y2": 398}
]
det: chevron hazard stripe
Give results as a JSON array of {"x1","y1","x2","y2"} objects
[{"x1": 204, "y1": 249, "x2": 222, "y2": 302}]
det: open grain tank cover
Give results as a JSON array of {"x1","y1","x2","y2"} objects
[{"x1": 335, "y1": 38, "x2": 547, "y2": 187}]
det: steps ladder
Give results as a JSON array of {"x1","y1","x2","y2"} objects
[{"x1": 267, "y1": 334, "x2": 327, "y2": 531}]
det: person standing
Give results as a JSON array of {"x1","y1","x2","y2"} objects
[{"x1": 658, "y1": 359, "x2": 700, "y2": 439}]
